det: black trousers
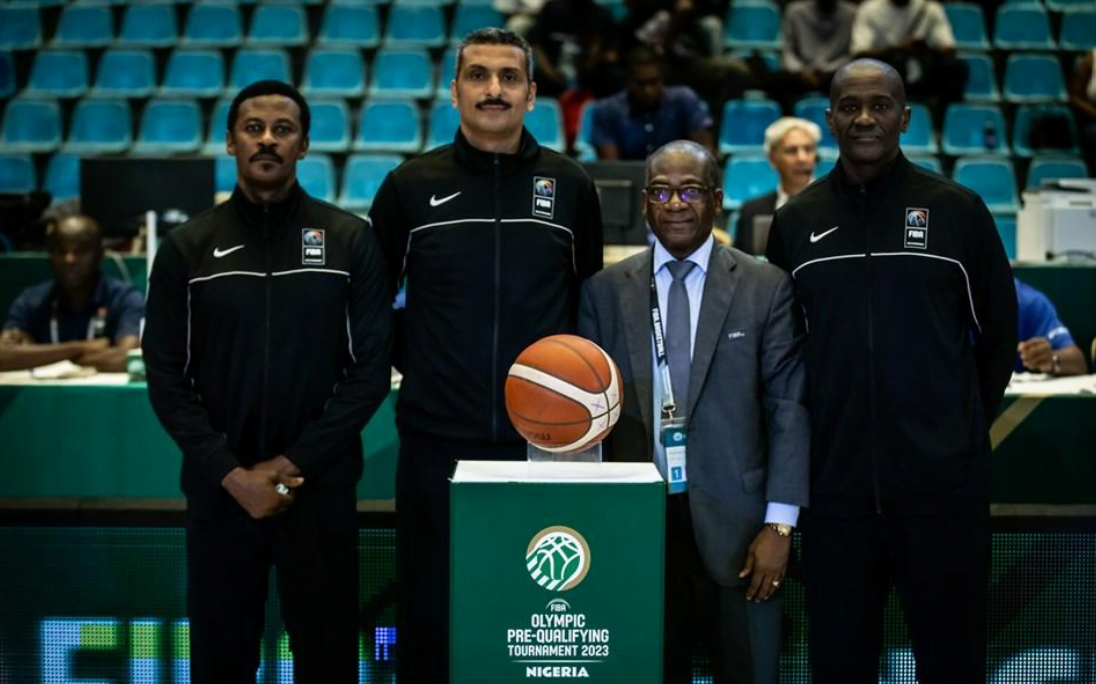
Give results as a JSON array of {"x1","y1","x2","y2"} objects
[
  {"x1": 395, "y1": 430, "x2": 524, "y2": 684},
  {"x1": 664, "y1": 495, "x2": 782, "y2": 684},
  {"x1": 801, "y1": 509, "x2": 991, "y2": 684},
  {"x1": 186, "y1": 504, "x2": 360, "y2": 684}
]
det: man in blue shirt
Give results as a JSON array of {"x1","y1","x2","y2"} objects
[
  {"x1": 1, "y1": 215, "x2": 143, "y2": 372},
  {"x1": 1014, "y1": 278, "x2": 1087, "y2": 376},
  {"x1": 590, "y1": 47, "x2": 714, "y2": 161}
]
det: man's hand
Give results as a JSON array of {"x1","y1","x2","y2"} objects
[
  {"x1": 1018, "y1": 337, "x2": 1054, "y2": 373},
  {"x1": 221, "y1": 467, "x2": 304, "y2": 520},
  {"x1": 738, "y1": 526, "x2": 791, "y2": 602},
  {"x1": 253, "y1": 455, "x2": 302, "y2": 477}
]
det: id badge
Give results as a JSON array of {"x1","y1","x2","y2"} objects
[{"x1": 661, "y1": 417, "x2": 688, "y2": 495}]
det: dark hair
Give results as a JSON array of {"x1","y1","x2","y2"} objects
[
  {"x1": 227, "y1": 80, "x2": 311, "y2": 136},
  {"x1": 625, "y1": 46, "x2": 664, "y2": 74},
  {"x1": 455, "y1": 28, "x2": 535, "y2": 81}
]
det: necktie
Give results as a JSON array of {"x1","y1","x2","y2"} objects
[{"x1": 664, "y1": 260, "x2": 695, "y2": 413}]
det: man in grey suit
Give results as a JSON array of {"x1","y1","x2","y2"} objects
[{"x1": 578, "y1": 140, "x2": 810, "y2": 684}]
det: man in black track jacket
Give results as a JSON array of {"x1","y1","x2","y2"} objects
[
  {"x1": 368, "y1": 29, "x2": 603, "y2": 684},
  {"x1": 765, "y1": 60, "x2": 1016, "y2": 684},
  {"x1": 143, "y1": 81, "x2": 392, "y2": 683}
]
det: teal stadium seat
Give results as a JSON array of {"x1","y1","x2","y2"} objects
[
  {"x1": 994, "y1": 5, "x2": 1054, "y2": 50},
  {"x1": 53, "y1": 4, "x2": 113, "y2": 48},
  {"x1": 944, "y1": 3, "x2": 989, "y2": 50},
  {"x1": 203, "y1": 98, "x2": 232, "y2": 155},
  {"x1": 952, "y1": 157, "x2": 1019, "y2": 213},
  {"x1": 229, "y1": 49, "x2": 291, "y2": 90},
  {"x1": 308, "y1": 100, "x2": 352, "y2": 152},
  {"x1": 574, "y1": 102, "x2": 596, "y2": 162},
  {"x1": 427, "y1": 99, "x2": 460, "y2": 149},
  {"x1": 369, "y1": 49, "x2": 433, "y2": 99},
  {"x1": 248, "y1": 5, "x2": 308, "y2": 47},
  {"x1": 1046, "y1": 0, "x2": 1092, "y2": 11},
  {"x1": 183, "y1": 3, "x2": 243, "y2": 47},
  {"x1": 296, "y1": 155, "x2": 337, "y2": 203},
  {"x1": 340, "y1": 154, "x2": 403, "y2": 211},
  {"x1": 994, "y1": 214, "x2": 1016, "y2": 260},
  {"x1": 117, "y1": 4, "x2": 179, "y2": 48},
  {"x1": 722, "y1": 155, "x2": 778, "y2": 210},
  {"x1": 1059, "y1": 9, "x2": 1096, "y2": 51},
  {"x1": 134, "y1": 99, "x2": 203, "y2": 154},
  {"x1": 449, "y1": 5, "x2": 504, "y2": 44},
  {"x1": 526, "y1": 98, "x2": 565, "y2": 152},
  {"x1": 723, "y1": 0, "x2": 781, "y2": 49},
  {"x1": 215, "y1": 156, "x2": 236, "y2": 194},
  {"x1": 0, "y1": 155, "x2": 37, "y2": 194},
  {"x1": 0, "y1": 99, "x2": 62, "y2": 153},
  {"x1": 960, "y1": 53, "x2": 999, "y2": 103},
  {"x1": 902, "y1": 103, "x2": 938, "y2": 155},
  {"x1": 792, "y1": 95, "x2": 838, "y2": 158},
  {"x1": 93, "y1": 49, "x2": 156, "y2": 97},
  {"x1": 44, "y1": 154, "x2": 80, "y2": 203},
  {"x1": 355, "y1": 100, "x2": 423, "y2": 154},
  {"x1": 719, "y1": 98, "x2": 781, "y2": 155},
  {"x1": 0, "y1": 7, "x2": 42, "y2": 50},
  {"x1": 943, "y1": 103, "x2": 1010, "y2": 156},
  {"x1": 302, "y1": 49, "x2": 367, "y2": 97},
  {"x1": 25, "y1": 50, "x2": 89, "y2": 98},
  {"x1": 0, "y1": 52, "x2": 13, "y2": 98},
  {"x1": 1012, "y1": 104, "x2": 1079, "y2": 157},
  {"x1": 908, "y1": 156, "x2": 943, "y2": 174},
  {"x1": 1004, "y1": 54, "x2": 1066, "y2": 103},
  {"x1": 65, "y1": 98, "x2": 132, "y2": 154},
  {"x1": 1026, "y1": 157, "x2": 1088, "y2": 189},
  {"x1": 161, "y1": 50, "x2": 225, "y2": 98},
  {"x1": 385, "y1": 6, "x2": 447, "y2": 48},
  {"x1": 436, "y1": 49, "x2": 457, "y2": 97},
  {"x1": 317, "y1": 5, "x2": 380, "y2": 48}
]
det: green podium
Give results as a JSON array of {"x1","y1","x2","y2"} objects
[{"x1": 451, "y1": 460, "x2": 665, "y2": 683}]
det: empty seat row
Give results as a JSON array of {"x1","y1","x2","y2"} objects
[
  {"x1": 960, "y1": 53, "x2": 1070, "y2": 104},
  {"x1": 946, "y1": 3, "x2": 1096, "y2": 52}
]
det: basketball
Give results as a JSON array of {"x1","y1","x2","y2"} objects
[{"x1": 505, "y1": 335, "x2": 622, "y2": 454}]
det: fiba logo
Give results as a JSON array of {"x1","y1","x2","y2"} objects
[
  {"x1": 526, "y1": 526, "x2": 591, "y2": 592},
  {"x1": 906, "y1": 210, "x2": 927, "y2": 228},
  {"x1": 534, "y1": 178, "x2": 556, "y2": 197}
]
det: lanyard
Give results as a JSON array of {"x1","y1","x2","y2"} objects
[
  {"x1": 649, "y1": 269, "x2": 678, "y2": 420},
  {"x1": 50, "y1": 299, "x2": 106, "y2": 344}
]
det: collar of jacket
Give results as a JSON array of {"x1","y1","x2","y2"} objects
[
  {"x1": 830, "y1": 149, "x2": 909, "y2": 207},
  {"x1": 230, "y1": 182, "x2": 304, "y2": 229},
  {"x1": 452, "y1": 127, "x2": 541, "y2": 174}
]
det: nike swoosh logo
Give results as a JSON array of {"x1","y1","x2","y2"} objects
[
  {"x1": 213, "y1": 245, "x2": 245, "y2": 258},
  {"x1": 430, "y1": 191, "x2": 461, "y2": 207},
  {"x1": 809, "y1": 226, "x2": 839, "y2": 243}
]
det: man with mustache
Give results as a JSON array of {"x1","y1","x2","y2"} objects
[
  {"x1": 143, "y1": 80, "x2": 392, "y2": 683},
  {"x1": 369, "y1": 28, "x2": 603, "y2": 684}
]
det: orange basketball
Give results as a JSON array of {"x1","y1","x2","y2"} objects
[{"x1": 505, "y1": 335, "x2": 623, "y2": 453}]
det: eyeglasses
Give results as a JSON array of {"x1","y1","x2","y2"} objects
[{"x1": 645, "y1": 185, "x2": 716, "y2": 204}]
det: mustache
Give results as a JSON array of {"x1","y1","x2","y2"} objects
[
  {"x1": 476, "y1": 98, "x2": 512, "y2": 110},
  {"x1": 250, "y1": 145, "x2": 283, "y2": 163}
]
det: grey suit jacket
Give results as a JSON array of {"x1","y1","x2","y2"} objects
[{"x1": 578, "y1": 244, "x2": 810, "y2": 587}]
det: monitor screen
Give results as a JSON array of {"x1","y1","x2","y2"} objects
[
  {"x1": 81, "y1": 158, "x2": 215, "y2": 237},
  {"x1": 583, "y1": 161, "x2": 649, "y2": 246}
]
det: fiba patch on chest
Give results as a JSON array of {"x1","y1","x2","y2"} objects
[
  {"x1": 532, "y1": 177, "x2": 556, "y2": 219},
  {"x1": 904, "y1": 208, "x2": 929, "y2": 249},
  {"x1": 302, "y1": 228, "x2": 325, "y2": 265}
]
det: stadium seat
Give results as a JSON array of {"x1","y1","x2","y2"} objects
[
  {"x1": 944, "y1": 3, "x2": 989, "y2": 51},
  {"x1": 723, "y1": 0, "x2": 781, "y2": 49},
  {"x1": 994, "y1": 5, "x2": 1054, "y2": 50},
  {"x1": 0, "y1": 52, "x2": 14, "y2": 98},
  {"x1": 1026, "y1": 157, "x2": 1088, "y2": 189},
  {"x1": 815, "y1": 157, "x2": 836, "y2": 177},
  {"x1": 722, "y1": 155, "x2": 778, "y2": 210},
  {"x1": 65, "y1": 98, "x2": 132, "y2": 154},
  {"x1": 908, "y1": 156, "x2": 943, "y2": 174},
  {"x1": 248, "y1": 5, "x2": 308, "y2": 47},
  {"x1": 43, "y1": 153, "x2": 80, "y2": 203},
  {"x1": 229, "y1": 49, "x2": 291, "y2": 90},
  {"x1": 214, "y1": 155, "x2": 235, "y2": 194},
  {"x1": 449, "y1": 5, "x2": 504, "y2": 44},
  {"x1": 1059, "y1": 9, "x2": 1096, "y2": 51},
  {"x1": 369, "y1": 49, "x2": 433, "y2": 99},
  {"x1": 317, "y1": 5, "x2": 380, "y2": 48},
  {"x1": 203, "y1": 98, "x2": 232, "y2": 155},
  {"x1": 427, "y1": 100, "x2": 460, "y2": 149},
  {"x1": 308, "y1": 100, "x2": 352, "y2": 152},
  {"x1": 296, "y1": 155, "x2": 336, "y2": 203},
  {"x1": 942, "y1": 103, "x2": 1009, "y2": 156},
  {"x1": 53, "y1": 4, "x2": 113, "y2": 48},
  {"x1": 183, "y1": 3, "x2": 243, "y2": 47},
  {"x1": 161, "y1": 49, "x2": 225, "y2": 98},
  {"x1": 959, "y1": 53, "x2": 999, "y2": 103},
  {"x1": 339, "y1": 154, "x2": 403, "y2": 211},
  {"x1": 436, "y1": 49, "x2": 457, "y2": 97},
  {"x1": 718, "y1": 98, "x2": 781, "y2": 155},
  {"x1": 526, "y1": 98, "x2": 565, "y2": 152},
  {"x1": 8, "y1": 0, "x2": 63, "y2": 7},
  {"x1": 902, "y1": 103, "x2": 938, "y2": 155},
  {"x1": 952, "y1": 157, "x2": 1019, "y2": 213},
  {"x1": 302, "y1": 49, "x2": 366, "y2": 97},
  {"x1": 25, "y1": 50, "x2": 89, "y2": 98},
  {"x1": 355, "y1": 100, "x2": 423, "y2": 153},
  {"x1": 0, "y1": 155, "x2": 36, "y2": 194},
  {"x1": 1012, "y1": 104, "x2": 1079, "y2": 157},
  {"x1": 385, "y1": 6, "x2": 447, "y2": 48},
  {"x1": 0, "y1": 99, "x2": 62, "y2": 153},
  {"x1": 994, "y1": 213, "x2": 1016, "y2": 260},
  {"x1": 133, "y1": 99, "x2": 203, "y2": 154},
  {"x1": 791, "y1": 95, "x2": 838, "y2": 158},
  {"x1": 574, "y1": 102, "x2": 596, "y2": 162},
  {"x1": 0, "y1": 7, "x2": 42, "y2": 51},
  {"x1": 1004, "y1": 54, "x2": 1066, "y2": 104},
  {"x1": 117, "y1": 4, "x2": 179, "y2": 48},
  {"x1": 93, "y1": 49, "x2": 156, "y2": 98},
  {"x1": 1046, "y1": 0, "x2": 1092, "y2": 11}
]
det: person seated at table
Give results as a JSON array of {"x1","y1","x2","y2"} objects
[
  {"x1": 1, "y1": 216, "x2": 143, "y2": 373},
  {"x1": 1015, "y1": 278, "x2": 1087, "y2": 377}
]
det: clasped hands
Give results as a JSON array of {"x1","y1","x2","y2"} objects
[{"x1": 221, "y1": 455, "x2": 303, "y2": 520}]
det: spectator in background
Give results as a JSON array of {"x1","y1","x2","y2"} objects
[
  {"x1": 1069, "y1": 50, "x2": 1096, "y2": 174},
  {"x1": 528, "y1": 0, "x2": 620, "y2": 99},
  {"x1": 735, "y1": 117, "x2": 821, "y2": 255},
  {"x1": 767, "y1": 0, "x2": 855, "y2": 110},
  {"x1": 590, "y1": 47, "x2": 714, "y2": 161},
  {"x1": 0, "y1": 215, "x2": 143, "y2": 372},
  {"x1": 1015, "y1": 278, "x2": 1088, "y2": 376}
]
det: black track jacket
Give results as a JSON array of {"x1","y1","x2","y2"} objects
[
  {"x1": 370, "y1": 128, "x2": 603, "y2": 444},
  {"x1": 766, "y1": 153, "x2": 1017, "y2": 515},
  {"x1": 143, "y1": 185, "x2": 392, "y2": 519}
]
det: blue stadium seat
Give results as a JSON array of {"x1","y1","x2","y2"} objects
[
  {"x1": 339, "y1": 154, "x2": 403, "y2": 211},
  {"x1": 449, "y1": 5, "x2": 504, "y2": 44},
  {"x1": 229, "y1": 49, "x2": 291, "y2": 90},
  {"x1": 1004, "y1": 54, "x2": 1066, "y2": 104},
  {"x1": 356, "y1": 100, "x2": 423, "y2": 153},
  {"x1": 317, "y1": 5, "x2": 380, "y2": 48},
  {"x1": 44, "y1": 153, "x2": 81, "y2": 203},
  {"x1": 25, "y1": 50, "x2": 89, "y2": 98},
  {"x1": 93, "y1": 49, "x2": 156, "y2": 98},
  {"x1": 994, "y1": 5, "x2": 1054, "y2": 50},
  {"x1": 722, "y1": 155, "x2": 777, "y2": 210},
  {"x1": 0, "y1": 155, "x2": 36, "y2": 194},
  {"x1": 0, "y1": 99, "x2": 62, "y2": 153},
  {"x1": 902, "y1": 103, "x2": 938, "y2": 155},
  {"x1": 297, "y1": 155, "x2": 336, "y2": 203},
  {"x1": 526, "y1": 98, "x2": 565, "y2": 152},
  {"x1": 574, "y1": 101, "x2": 596, "y2": 162},
  {"x1": 791, "y1": 95, "x2": 838, "y2": 158},
  {"x1": 0, "y1": 52, "x2": 14, "y2": 98},
  {"x1": 944, "y1": 3, "x2": 989, "y2": 51},
  {"x1": 959, "y1": 53, "x2": 999, "y2": 103},
  {"x1": 908, "y1": 156, "x2": 943, "y2": 174},
  {"x1": 213, "y1": 156, "x2": 235, "y2": 194},
  {"x1": 9, "y1": 0, "x2": 64, "y2": 7},
  {"x1": 385, "y1": 6, "x2": 446, "y2": 48},
  {"x1": 53, "y1": 4, "x2": 113, "y2": 48},
  {"x1": 183, "y1": 3, "x2": 243, "y2": 47},
  {"x1": 1012, "y1": 104, "x2": 1079, "y2": 157},
  {"x1": 161, "y1": 49, "x2": 224, "y2": 98},
  {"x1": 134, "y1": 99, "x2": 203, "y2": 154},
  {"x1": 308, "y1": 100, "x2": 352, "y2": 152},
  {"x1": 723, "y1": 0, "x2": 781, "y2": 49},
  {"x1": 942, "y1": 103, "x2": 1009, "y2": 156},
  {"x1": 426, "y1": 99, "x2": 460, "y2": 149},
  {"x1": 203, "y1": 98, "x2": 232, "y2": 155},
  {"x1": 118, "y1": 4, "x2": 179, "y2": 48},
  {"x1": 436, "y1": 49, "x2": 457, "y2": 97},
  {"x1": 1046, "y1": 0, "x2": 1092, "y2": 11},
  {"x1": 952, "y1": 157, "x2": 1019, "y2": 213},
  {"x1": 0, "y1": 7, "x2": 42, "y2": 50},
  {"x1": 302, "y1": 49, "x2": 366, "y2": 97},
  {"x1": 370, "y1": 49, "x2": 433, "y2": 99},
  {"x1": 1026, "y1": 157, "x2": 1088, "y2": 189},
  {"x1": 65, "y1": 98, "x2": 132, "y2": 154},
  {"x1": 1059, "y1": 9, "x2": 1096, "y2": 51},
  {"x1": 718, "y1": 98, "x2": 781, "y2": 155},
  {"x1": 994, "y1": 213, "x2": 1016, "y2": 260},
  {"x1": 248, "y1": 4, "x2": 308, "y2": 47}
]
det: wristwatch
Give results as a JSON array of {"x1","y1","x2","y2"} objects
[{"x1": 767, "y1": 523, "x2": 793, "y2": 537}]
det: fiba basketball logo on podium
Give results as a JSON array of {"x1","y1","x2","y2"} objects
[{"x1": 526, "y1": 526, "x2": 591, "y2": 592}]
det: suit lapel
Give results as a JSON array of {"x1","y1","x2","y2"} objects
[
  {"x1": 620, "y1": 250, "x2": 655, "y2": 451},
  {"x1": 687, "y1": 246, "x2": 739, "y2": 419}
]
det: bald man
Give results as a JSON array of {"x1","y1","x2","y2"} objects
[
  {"x1": 765, "y1": 60, "x2": 1016, "y2": 683},
  {"x1": 1, "y1": 216, "x2": 144, "y2": 372},
  {"x1": 580, "y1": 140, "x2": 809, "y2": 684}
]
